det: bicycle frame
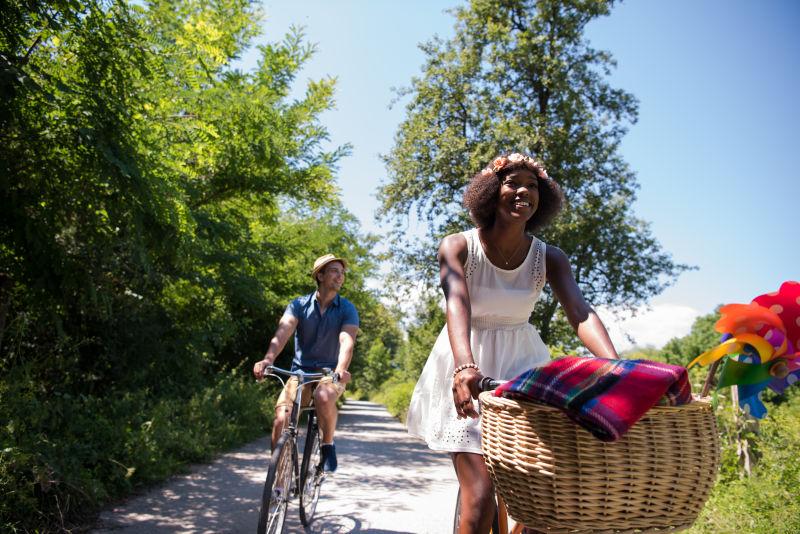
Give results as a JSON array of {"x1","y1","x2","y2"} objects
[
  {"x1": 452, "y1": 376, "x2": 516, "y2": 534},
  {"x1": 269, "y1": 366, "x2": 331, "y2": 490},
  {"x1": 257, "y1": 365, "x2": 335, "y2": 534}
]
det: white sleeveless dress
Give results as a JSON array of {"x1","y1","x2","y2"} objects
[{"x1": 406, "y1": 228, "x2": 551, "y2": 454}]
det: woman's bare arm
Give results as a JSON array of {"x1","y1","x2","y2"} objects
[
  {"x1": 439, "y1": 234, "x2": 482, "y2": 418},
  {"x1": 546, "y1": 246, "x2": 619, "y2": 359}
]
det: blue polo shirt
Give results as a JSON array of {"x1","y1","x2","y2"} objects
[{"x1": 286, "y1": 292, "x2": 359, "y2": 371}]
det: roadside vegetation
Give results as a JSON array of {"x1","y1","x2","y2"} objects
[
  {"x1": 1, "y1": 1, "x2": 400, "y2": 531},
  {"x1": 3, "y1": 1, "x2": 794, "y2": 533},
  {"x1": 632, "y1": 313, "x2": 800, "y2": 534}
]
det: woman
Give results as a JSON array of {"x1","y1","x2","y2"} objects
[{"x1": 406, "y1": 153, "x2": 619, "y2": 533}]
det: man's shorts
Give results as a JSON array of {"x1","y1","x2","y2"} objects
[{"x1": 275, "y1": 375, "x2": 346, "y2": 410}]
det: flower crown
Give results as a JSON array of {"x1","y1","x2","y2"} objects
[{"x1": 481, "y1": 152, "x2": 549, "y2": 180}]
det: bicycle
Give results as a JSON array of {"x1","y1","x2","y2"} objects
[
  {"x1": 452, "y1": 376, "x2": 527, "y2": 534},
  {"x1": 453, "y1": 489, "x2": 520, "y2": 534},
  {"x1": 458, "y1": 372, "x2": 711, "y2": 534},
  {"x1": 257, "y1": 365, "x2": 337, "y2": 534}
]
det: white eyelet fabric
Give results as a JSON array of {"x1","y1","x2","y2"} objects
[{"x1": 406, "y1": 228, "x2": 551, "y2": 453}]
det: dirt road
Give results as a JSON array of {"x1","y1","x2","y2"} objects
[{"x1": 94, "y1": 400, "x2": 458, "y2": 533}]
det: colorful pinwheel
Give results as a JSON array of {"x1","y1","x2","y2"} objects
[{"x1": 688, "y1": 281, "x2": 800, "y2": 418}]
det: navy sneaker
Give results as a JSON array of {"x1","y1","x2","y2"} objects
[{"x1": 320, "y1": 443, "x2": 337, "y2": 472}]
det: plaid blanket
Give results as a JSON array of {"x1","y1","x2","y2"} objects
[{"x1": 494, "y1": 356, "x2": 693, "y2": 441}]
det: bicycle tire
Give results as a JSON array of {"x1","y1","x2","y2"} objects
[
  {"x1": 453, "y1": 487, "x2": 461, "y2": 533},
  {"x1": 257, "y1": 432, "x2": 294, "y2": 534},
  {"x1": 299, "y1": 412, "x2": 324, "y2": 526}
]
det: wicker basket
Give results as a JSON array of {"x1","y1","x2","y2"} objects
[{"x1": 480, "y1": 392, "x2": 720, "y2": 533}]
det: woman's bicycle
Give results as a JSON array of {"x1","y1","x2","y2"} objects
[
  {"x1": 453, "y1": 487, "x2": 520, "y2": 534},
  {"x1": 452, "y1": 376, "x2": 529, "y2": 534},
  {"x1": 457, "y1": 363, "x2": 718, "y2": 534},
  {"x1": 257, "y1": 365, "x2": 337, "y2": 534}
]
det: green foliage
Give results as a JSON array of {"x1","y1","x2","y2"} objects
[
  {"x1": 398, "y1": 295, "x2": 445, "y2": 381},
  {"x1": 356, "y1": 340, "x2": 393, "y2": 395},
  {"x1": 373, "y1": 379, "x2": 417, "y2": 424},
  {"x1": 660, "y1": 309, "x2": 722, "y2": 366},
  {"x1": 0, "y1": 364, "x2": 277, "y2": 532},
  {"x1": 1, "y1": 0, "x2": 402, "y2": 530},
  {"x1": 1, "y1": 0, "x2": 351, "y2": 385},
  {"x1": 655, "y1": 309, "x2": 722, "y2": 391},
  {"x1": 368, "y1": 294, "x2": 443, "y2": 421},
  {"x1": 377, "y1": 0, "x2": 692, "y2": 347},
  {"x1": 688, "y1": 389, "x2": 800, "y2": 533},
  {"x1": 343, "y1": 280, "x2": 404, "y2": 395}
]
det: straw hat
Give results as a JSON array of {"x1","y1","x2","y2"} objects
[{"x1": 311, "y1": 254, "x2": 348, "y2": 279}]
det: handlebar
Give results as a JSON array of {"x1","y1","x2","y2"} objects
[
  {"x1": 478, "y1": 376, "x2": 504, "y2": 392},
  {"x1": 264, "y1": 364, "x2": 339, "y2": 383}
]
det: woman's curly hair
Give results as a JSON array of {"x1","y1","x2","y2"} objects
[{"x1": 463, "y1": 153, "x2": 564, "y2": 233}]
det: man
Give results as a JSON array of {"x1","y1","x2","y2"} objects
[{"x1": 253, "y1": 254, "x2": 359, "y2": 472}]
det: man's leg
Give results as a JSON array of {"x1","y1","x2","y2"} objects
[
  {"x1": 314, "y1": 378, "x2": 345, "y2": 471},
  {"x1": 271, "y1": 404, "x2": 290, "y2": 450},
  {"x1": 314, "y1": 383, "x2": 340, "y2": 443},
  {"x1": 272, "y1": 376, "x2": 299, "y2": 450}
]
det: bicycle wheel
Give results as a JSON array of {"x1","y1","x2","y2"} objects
[
  {"x1": 299, "y1": 412, "x2": 324, "y2": 526},
  {"x1": 257, "y1": 432, "x2": 294, "y2": 534},
  {"x1": 453, "y1": 487, "x2": 461, "y2": 533}
]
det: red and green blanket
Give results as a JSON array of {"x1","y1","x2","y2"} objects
[{"x1": 494, "y1": 356, "x2": 693, "y2": 441}]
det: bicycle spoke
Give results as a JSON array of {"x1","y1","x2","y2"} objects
[
  {"x1": 299, "y1": 416, "x2": 324, "y2": 526},
  {"x1": 258, "y1": 433, "x2": 294, "y2": 534},
  {"x1": 453, "y1": 487, "x2": 461, "y2": 533}
]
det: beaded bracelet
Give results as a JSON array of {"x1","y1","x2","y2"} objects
[{"x1": 453, "y1": 363, "x2": 480, "y2": 377}]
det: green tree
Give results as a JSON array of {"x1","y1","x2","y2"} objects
[
  {"x1": 358, "y1": 340, "x2": 393, "y2": 394},
  {"x1": 1, "y1": 1, "x2": 402, "y2": 529},
  {"x1": 660, "y1": 309, "x2": 721, "y2": 366},
  {"x1": 0, "y1": 0, "x2": 349, "y2": 387},
  {"x1": 399, "y1": 295, "x2": 446, "y2": 380},
  {"x1": 348, "y1": 298, "x2": 404, "y2": 394},
  {"x1": 377, "y1": 0, "x2": 690, "y2": 348}
]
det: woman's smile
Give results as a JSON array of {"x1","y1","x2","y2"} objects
[{"x1": 498, "y1": 168, "x2": 539, "y2": 220}]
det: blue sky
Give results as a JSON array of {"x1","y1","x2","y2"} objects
[{"x1": 242, "y1": 1, "x2": 799, "y2": 347}]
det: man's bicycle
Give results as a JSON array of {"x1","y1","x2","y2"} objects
[{"x1": 257, "y1": 365, "x2": 336, "y2": 534}]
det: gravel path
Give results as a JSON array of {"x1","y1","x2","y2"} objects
[{"x1": 94, "y1": 400, "x2": 458, "y2": 533}]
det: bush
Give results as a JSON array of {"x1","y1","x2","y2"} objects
[
  {"x1": 0, "y1": 366, "x2": 277, "y2": 532},
  {"x1": 687, "y1": 389, "x2": 800, "y2": 533},
  {"x1": 373, "y1": 379, "x2": 416, "y2": 423}
]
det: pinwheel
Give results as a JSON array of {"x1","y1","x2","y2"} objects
[{"x1": 688, "y1": 281, "x2": 800, "y2": 418}]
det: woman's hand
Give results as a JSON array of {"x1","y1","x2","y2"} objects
[{"x1": 452, "y1": 368, "x2": 482, "y2": 419}]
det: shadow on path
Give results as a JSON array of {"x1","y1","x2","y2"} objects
[{"x1": 94, "y1": 400, "x2": 457, "y2": 534}]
